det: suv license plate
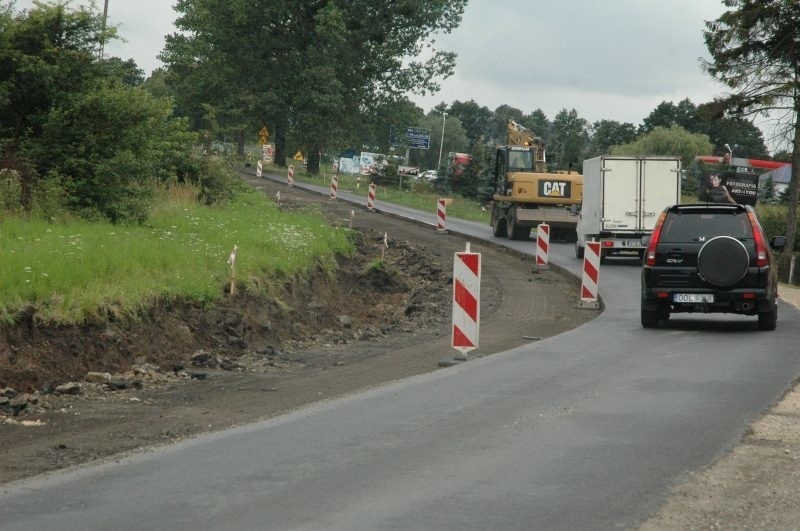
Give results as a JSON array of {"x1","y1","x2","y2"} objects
[{"x1": 674, "y1": 293, "x2": 715, "y2": 303}]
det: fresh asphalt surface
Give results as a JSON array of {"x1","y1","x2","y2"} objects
[{"x1": 3, "y1": 177, "x2": 800, "y2": 530}]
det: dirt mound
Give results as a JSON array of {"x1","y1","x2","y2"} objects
[{"x1": 0, "y1": 230, "x2": 450, "y2": 393}]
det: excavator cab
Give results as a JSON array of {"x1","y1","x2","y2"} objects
[{"x1": 507, "y1": 149, "x2": 533, "y2": 171}]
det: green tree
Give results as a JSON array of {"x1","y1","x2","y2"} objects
[
  {"x1": 548, "y1": 108, "x2": 589, "y2": 171},
  {"x1": 100, "y1": 57, "x2": 145, "y2": 86},
  {"x1": 641, "y1": 98, "x2": 769, "y2": 160},
  {"x1": 521, "y1": 109, "x2": 551, "y2": 146},
  {"x1": 703, "y1": 0, "x2": 800, "y2": 253},
  {"x1": 0, "y1": 0, "x2": 111, "y2": 208},
  {"x1": 759, "y1": 174, "x2": 778, "y2": 204},
  {"x1": 586, "y1": 119, "x2": 637, "y2": 159},
  {"x1": 641, "y1": 99, "x2": 699, "y2": 134},
  {"x1": 164, "y1": 0, "x2": 467, "y2": 174},
  {"x1": 412, "y1": 111, "x2": 467, "y2": 176},
  {"x1": 695, "y1": 103, "x2": 769, "y2": 159},
  {"x1": 30, "y1": 82, "x2": 196, "y2": 222},
  {"x1": 490, "y1": 104, "x2": 525, "y2": 145},
  {"x1": 779, "y1": 182, "x2": 795, "y2": 205},
  {"x1": 0, "y1": 2, "x2": 196, "y2": 222},
  {"x1": 610, "y1": 125, "x2": 713, "y2": 169},
  {"x1": 448, "y1": 100, "x2": 493, "y2": 149}
]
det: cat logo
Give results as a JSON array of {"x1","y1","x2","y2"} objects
[{"x1": 539, "y1": 180, "x2": 570, "y2": 198}]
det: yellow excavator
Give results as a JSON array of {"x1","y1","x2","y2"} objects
[{"x1": 489, "y1": 121, "x2": 583, "y2": 240}]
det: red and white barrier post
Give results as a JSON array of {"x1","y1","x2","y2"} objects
[
  {"x1": 329, "y1": 174, "x2": 338, "y2": 200},
  {"x1": 367, "y1": 183, "x2": 376, "y2": 211},
  {"x1": 579, "y1": 241, "x2": 601, "y2": 309},
  {"x1": 452, "y1": 242, "x2": 481, "y2": 359},
  {"x1": 437, "y1": 198, "x2": 447, "y2": 233},
  {"x1": 287, "y1": 165, "x2": 294, "y2": 187},
  {"x1": 536, "y1": 223, "x2": 550, "y2": 270}
]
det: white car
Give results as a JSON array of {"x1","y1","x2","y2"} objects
[{"x1": 420, "y1": 170, "x2": 439, "y2": 180}]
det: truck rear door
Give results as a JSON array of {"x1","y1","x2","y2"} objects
[
  {"x1": 601, "y1": 157, "x2": 640, "y2": 232},
  {"x1": 641, "y1": 158, "x2": 681, "y2": 232}
]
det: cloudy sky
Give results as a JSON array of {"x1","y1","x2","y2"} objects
[{"x1": 14, "y1": 0, "x2": 732, "y2": 129}]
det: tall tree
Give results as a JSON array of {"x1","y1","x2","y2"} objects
[
  {"x1": 610, "y1": 125, "x2": 713, "y2": 169},
  {"x1": 586, "y1": 119, "x2": 637, "y2": 159},
  {"x1": 164, "y1": 0, "x2": 467, "y2": 173},
  {"x1": 548, "y1": 109, "x2": 589, "y2": 171},
  {"x1": 703, "y1": 0, "x2": 800, "y2": 253},
  {"x1": 521, "y1": 109, "x2": 550, "y2": 146},
  {"x1": 490, "y1": 104, "x2": 525, "y2": 145},
  {"x1": 0, "y1": 1, "x2": 110, "y2": 208},
  {"x1": 410, "y1": 111, "x2": 467, "y2": 173},
  {"x1": 448, "y1": 99, "x2": 492, "y2": 149},
  {"x1": 641, "y1": 99, "x2": 699, "y2": 134}
]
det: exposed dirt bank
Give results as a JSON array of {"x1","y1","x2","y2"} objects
[{"x1": 0, "y1": 174, "x2": 597, "y2": 484}]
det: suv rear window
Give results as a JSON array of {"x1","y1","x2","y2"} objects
[{"x1": 659, "y1": 211, "x2": 752, "y2": 243}]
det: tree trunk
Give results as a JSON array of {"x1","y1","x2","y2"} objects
[
  {"x1": 784, "y1": 110, "x2": 800, "y2": 255},
  {"x1": 234, "y1": 129, "x2": 245, "y2": 158},
  {"x1": 273, "y1": 115, "x2": 287, "y2": 169},
  {"x1": 307, "y1": 146, "x2": 320, "y2": 175}
]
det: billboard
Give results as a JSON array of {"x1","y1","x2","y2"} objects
[
  {"x1": 697, "y1": 169, "x2": 759, "y2": 206},
  {"x1": 405, "y1": 127, "x2": 431, "y2": 150},
  {"x1": 335, "y1": 155, "x2": 361, "y2": 174},
  {"x1": 360, "y1": 152, "x2": 381, "y2": 175}
]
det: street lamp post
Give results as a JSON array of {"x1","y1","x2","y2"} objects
[
  {"x1": 724, "y1": 143, "x2": 733, "y2": 165},
  {"x1": 437, "y1": 112, "x2": 448, "y2": 174}
]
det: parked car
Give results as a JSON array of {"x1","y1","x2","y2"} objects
[
  {"x1": 640, "y1": 203, "x2": 786, "y2": 330},
  {"x1": 419, "y1": 170, "x2": 439, "y2": 180}
]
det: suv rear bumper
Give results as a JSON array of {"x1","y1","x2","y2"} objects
[{"x1": 641, "y1": 288, "x2": 775, "y2": 316}]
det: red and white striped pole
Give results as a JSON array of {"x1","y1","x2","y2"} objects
[
  {"x1": 452, "y1": 242, "x2": 481, "y2": 358},
  {"x1": 287, "y1": 164, "x2": 294, "y2": 187},
  {"x1": 437, "y1": 198, "x2": 447, "y2": 233},
  {"x1": 579, "y1": 241, "x2": 601, "y2": 308},
  {"x1": 536, "y1": 223, "x2": 550, "y2": 270},
  {"x1": 329, "y1": 174, "x2": 338, "y2": 200},
  {"x1": 367, "y1": 183, "x2": 376, "y2": 211}
]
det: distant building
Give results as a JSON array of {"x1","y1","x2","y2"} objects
[{"x1": 759, "y1": 164, "x2": 792, "y2": 196}]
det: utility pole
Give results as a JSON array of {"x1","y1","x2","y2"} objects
[
  {"x1": 437, "y1": 112, "x2": 448, "y2": 173},
  {"x1": 99, "y1": 0, "x2": 109, "y2": 59}
]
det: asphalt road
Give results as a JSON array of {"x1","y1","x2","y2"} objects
[{"x1": 3, "y1": 178, "x2": 800, "y2": 530}]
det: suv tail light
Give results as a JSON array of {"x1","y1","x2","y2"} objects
[
  {"x1": 747, "y1": 211, "x2": 768, "y2": 267},
  {"x1": 645, "y1": 211, "x2": 668, "y2": 266}
]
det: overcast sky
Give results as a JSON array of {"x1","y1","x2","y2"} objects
[{"x1": 14, "y1": 0, "x2": 732, "y2": 129}]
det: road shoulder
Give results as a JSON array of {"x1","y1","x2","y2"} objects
[{"x1": 640, "y1": 283, "x2": 800, "y2": 529}]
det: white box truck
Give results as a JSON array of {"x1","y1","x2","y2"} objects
[{"x1": 575, "y1": 155, "x2": 681, "y2": 263}]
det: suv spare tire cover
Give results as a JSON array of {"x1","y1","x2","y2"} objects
[{"x1": 697, "y1": 236, "x2": 749, "y2": 287}]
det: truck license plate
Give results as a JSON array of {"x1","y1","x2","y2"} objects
[
  {"x1": 674, "y1": 293, "x2": 714, "y2": 303},
  {"x1": 621, "y1": 240, "x2": 640, "y2": 247}
]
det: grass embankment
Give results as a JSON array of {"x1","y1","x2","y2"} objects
[{"x1": 0, "y1": 185, "x2": 353, "y2": 326}]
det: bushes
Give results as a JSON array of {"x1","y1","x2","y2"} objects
[
  {"x1": 755, "y1": 203, "x2": 800, "y2": 248},
  {"x1": 0, "y1": 169, "x2": 69, "y2": 221},
  {"x1": 196, "y1": 156, "x2": 245, "y2": 205}
]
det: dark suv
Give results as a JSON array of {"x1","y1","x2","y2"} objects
[{"x1": 641, "y1": 203, "x2": 786, "y2": 330}]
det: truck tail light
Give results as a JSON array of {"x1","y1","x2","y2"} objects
[
  {"x1": 747, "y1": 211, "x2": 768, "y2": 267},
  {"x1": 645, "y1": 211, "x2": 668, "y2": 266}
]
